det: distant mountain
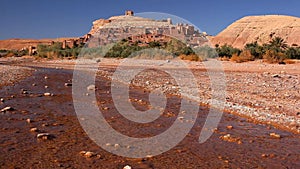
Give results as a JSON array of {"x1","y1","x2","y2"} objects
[
  {"x1": 0, "y1": 38, "x2": 78, "y2": 50},
  {"x1": 211, "y1": 15, "x2": 300, "y2": 48}
]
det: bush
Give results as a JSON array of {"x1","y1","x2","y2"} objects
[
  {"x1": 36, "y1": 42, "x2": 81, "y2": 59},
  {"x1": 215, "y1": 44, "x2": 241, "y2": 58},
  {"x1": 0, "y1": 49, "x2": 28, "y2": 57},
  {"x1": 285, "y1": 47, "x2": 300, "y2": 59},
  {"x1": 244, "y1": 41, "x2": 265, "y2": 59},
  {"x1": 263, "y1": 50, "x2": 287, "y2": 63},
  {"x1": 230, "y1": 50, "x2": 255, "y2": 63},
  {"x1": 105, "y1": 37, "x2": 196, "y2": 59},
  {"x1": 194, "y1": 45, "x2": 218, "y2": 59}
]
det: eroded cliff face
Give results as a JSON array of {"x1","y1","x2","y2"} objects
[{"x1": 211, "y1": 15, "x2": 300, "y2": 48}]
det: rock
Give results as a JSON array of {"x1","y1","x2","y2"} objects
[
  {"x1": 45, "y1": 86, "x2": 49, "y2": 89},
  {"x1": 0, "y1": 98, "x2": 4, "y2": 102},
  {"x1": 30, "y1": 128, "x2": 38, "y2": 132},
  {"x1": 1, "y1": 107, "x2": 14, "y2": 112},
  {"x1": 226, "y1": 125, "x2": 233, "y2": 130},
  {"x1": 64, "y1": 83, "x2": 72, "y2": 87},
  {"x1": 37, "y1": 133, "x2": 53, "y2": 140},
  {"x1": 95, "y1": 58, "x2": 101, "y2": 63},
  {"x1": 220, "y1": 134, "x2": 242, "y2": 143},
  {"x1": 80, "y1": 151, "x2": 97, "y2": 158},
  {"x1": 272, "y1": 74, "x2": 281, "y2": 78},
  {"x1": 87, "y1": 85, "x2": 96, "y2": 91},
  {"x1": 44, "y1": 76, "x2": 49, "y2": 79},
  {"x1": 270, "y1": 132, "x2": 281, "y2": 139},
  {"x1": 26, "y1": 118, "x2": 32, "y2": 123},
  {"x1": 261, "y1": 154, "x2": 268, "y2": 158},
  {"x1": 32, "y1": 83, "x2": 36, "y2": 86},
  {"x1": 178, "y1": 116, "x2": 184, "y2": 120},
  {"x1": 42, "y1": 123, "x2": 49, "y2": 127},
  {"x1": 44, "y1": 93, "x2": 52, "y2": 96},
  {"x1": 123, "y1": 165, "x2": 132, "y2": 169}
]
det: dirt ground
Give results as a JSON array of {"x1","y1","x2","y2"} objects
[{"x1": 0, "y1": 58, "x2": 299, "y2": 168}]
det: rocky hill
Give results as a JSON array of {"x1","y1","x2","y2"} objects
[
  {"x1": 87, "y1": 10, "x2": 208, "y2": 47},
  {"x1": 211, "y1": 15, "x2": 300, "y2": 49}
]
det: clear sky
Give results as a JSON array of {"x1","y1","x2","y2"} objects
[{"x1": 1, "y1": 0, "x2": 299, "y2": 40}]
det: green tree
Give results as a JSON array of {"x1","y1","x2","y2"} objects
[
  {"x1": 285, "y1": 47, "x2": 300, "y2": 59},
  {"x1": 267, "y1": 37, "x2": 288, "y2": 52},
  {"x1": 244, "y1": 41, "x2": 265, "y2": 59},
  {"x1": 216, "y1": 44, "x2": 241, "y2": 58}
]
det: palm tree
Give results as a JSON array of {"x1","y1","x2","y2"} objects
[{"x1": 268, "y1": 37, "x2": 288, "y2": 52}]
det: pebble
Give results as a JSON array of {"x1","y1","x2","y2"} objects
[
  {"x1": 37, "y1": 133, "x2": 53, "y2": 140},
  {"x1": 30, "y1": 128, "x2": 38, "y2": 132},
  {"x1": 79, "y1": 151, "x2": 97, "y2": 158},
  {"x1": 32, "y1": 83, "x2": 36, "y2": 86},
  {"x1": 272, "y1": 74, "x2": 281, "y2": 78},
  {"x1": 270, "y1": 132, "x2": 281, "y2": 139},
  {"x1": 123, "y1": 165, "x2": 132, "y2": 169},
  {"x1": 1, "y1": 107, "x2": 14, "y2": 112},
  {"x1": 26, "y1": 118, "x2": 32, "y2": 123},
  {"x1": 226, "y1": 125, "x2": 233, "y2": 130},
  {"x1": 0, "y1": 98, "x2": 4, "y2": 102},
  {"x1": 96, "y1": 58, "x2": 101, "y2": 63},
  {"x1": 87, "y1": 85, "x2": 96, "y2": 91},
  {"x1": 64, "y1": 83, "x2": 72, "y2": 87},
  {"x1": 42, "y1": 123, "x2": 49, "y2": 127},
  {"x1": 44, "y1": 76, "x2": 49, "y2": 79},
  {"x1": 45, "y1": 86, "x2": 49, "y2": 89},
  {"x1": 44, "y1": 93, "x2": 52, "y2": 96}
]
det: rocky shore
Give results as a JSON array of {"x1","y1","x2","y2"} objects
[{"x1": 94, "y1": 58, "x2": 300, "y2": 133}]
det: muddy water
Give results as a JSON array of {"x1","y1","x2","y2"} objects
[{"x1": 0, "y1": 65, "x2": 299, "y2": 168}]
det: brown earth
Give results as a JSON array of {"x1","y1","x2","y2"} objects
[
  {"x1": 0, "y1": 58, "x2": 299, "y2": 168},
  {"x1": 211, "y1": 15, "x2": 300, "y2": 48}
]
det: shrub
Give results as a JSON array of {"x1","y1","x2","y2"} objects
[
  {"x1": 215, "y1": 44, "x2": 241, "y2": 58},
  {"x1": 36, "y1": 42, "x2": 81, "y2": 58},
  {"x1": 105, "y1": 37, "x2": 196, "y2": 59},
  {"x1": 230, "y1": 50, "x2": 255, "y2": 63},
  {"x1": 194, "y1": 45, "x2": 218, "y2": 59},
  {"x1": 244, "y1": 41, "x2": 265, "y2": 59},
  {"x1": 263, "y1": 50, "x2": 287, "y2": 63},
  {"x1": 285, "y1": 47, "x2": 300, "y2": 59}
]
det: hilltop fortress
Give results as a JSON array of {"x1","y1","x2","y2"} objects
[
  {"x1": 87, "y1": 10, "x2": 208, "y2": 47},
  {"x1": 0, "y1": 10, "x2": 209, "y2": 53}
]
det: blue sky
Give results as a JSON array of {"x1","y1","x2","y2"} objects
[{"x1": 1, "y1": 0, "x2": 299, "y2": 40}]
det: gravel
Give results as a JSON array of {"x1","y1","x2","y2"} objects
[{"x1": 0, "y1": 65, "x2": 33, "y2": 88}]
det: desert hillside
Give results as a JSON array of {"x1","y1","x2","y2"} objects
[
  {"x1": 211, "y1": 15, "x2": 300, "y2": 48},
  {"x1": 0, "y1": 38, "x2": 78, "y2": 50}
]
